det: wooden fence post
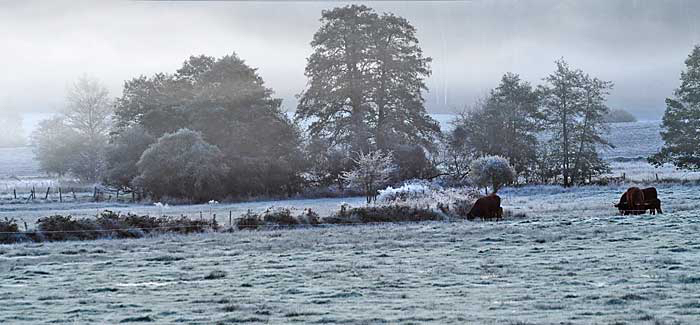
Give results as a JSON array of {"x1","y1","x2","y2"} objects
[
  {"x1": 229, "y1": 211, "x2": 232, "y2": 229},
  {"x1": 45, "y1": 187, "x2": 50, "y2": 200},
  {"x1": 59, "y1": 187, "x2": 62, "y2": 203},
  {"x1": 93, "y1": 187, "x2": 98, "y2": 202},
  {"x1": 13, "y1": 189, "x2": 16, "y2": 200}
]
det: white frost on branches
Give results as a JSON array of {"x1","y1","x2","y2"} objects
[
  {"x1": 341, "y1": 150, "x2": 396, "y2": 204},
  {"x1": 468, "y1": 155, "x2": 515, "y2": 194}
]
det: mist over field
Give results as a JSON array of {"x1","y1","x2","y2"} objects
[{"x1": 2, "y1": 1, "x2": 700, "y2": 119}]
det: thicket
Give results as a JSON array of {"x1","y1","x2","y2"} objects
[{"x1": 0, "y1": 211, "x2": 217, "y2": 244}]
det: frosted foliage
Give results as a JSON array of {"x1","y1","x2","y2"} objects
[
  {"x1": 341, "y1": 150, "x2": 396, "y2": 203},
  {"x1": 378, "y1": 180, "x2": 481, "y2": 210},
  {"x1": 377, "y1": 183, "x2": 431, "y2": 203},
  {"x1": 469, "y1": 155, "x2": 515, "y2": 193}
]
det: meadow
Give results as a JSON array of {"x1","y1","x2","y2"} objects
[{"x1": 2, "y1": 119, "x2": 700, "y2": 323}]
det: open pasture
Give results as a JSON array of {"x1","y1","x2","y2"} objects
[{"x1": 1, "y1": 197, "x2": 699, "y2": 324}]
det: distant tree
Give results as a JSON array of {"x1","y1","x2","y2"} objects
[
  {"x1": 104, "y1": 125, "x2": 156, "y2": 190},
  {"x1": 569, "y1": 75, "x2": 613, "y2": 183},
  {"x1": 603, "y1": 108, "x2": 637, "y2": 123},
  {"x1": 135, "y1": 129, "x2": 229, "y2": 202},
  {"x1": 650, "y1": 45, "x2": 700, "y2": 170},
  {"x1": 468, "y1": 155, "x2": 515, "y2": 194},
  {"x1": 342, "y1": 150, "x2": 396, "y2": 204},
  {"x1": 32, "y1": 75, "x2": 114, "y2": 182},
  {"x1": 451, "y1": 74, "x2": 542, "y2": 180},
  {"x1": 0, "y1": 110, "x2": 26, "y2": 148},
  {"x1": 296, "y1": 5, "x2": 439, "y2": 155},
  {"x1": 539, "y1": 59, "x2": 612, "y2": 186},
  {"x1": 113, "y1": 54, "x2": 306, "y2": 198},
  {"x1": 439, "y1": 125, "x2": 475, "y2": 183},
  {"x1": 30, "y1": 117, "x2": 80, "y2": 177},
  {"x1": 64, "y1": 76, "x2": 113, "y2": 141}
]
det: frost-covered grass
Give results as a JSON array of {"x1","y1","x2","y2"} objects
[
  {"x1": 606, "y1": 160, "x2": 700, "y2": 182},
  {"x1": 500, "y1": 182, "x2": 700, "y2": 218},
  {"x1": 2, "y1": 206, "x2": 700, "y2": 324}
]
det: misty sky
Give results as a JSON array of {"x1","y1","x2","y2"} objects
[{"x1": 2, "y1": 1, "x2": 700, "y2": 120}]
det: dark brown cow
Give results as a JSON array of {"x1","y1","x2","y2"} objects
[
  {"x1": 467, "y1": 194, "x2": 503, "y2": 220},
  {"x1": 614, "y1": 187, "x2": 662, "y2": 215},
  {"x1": 626, "y1": 187, "x2": 645, "y2": 215}
]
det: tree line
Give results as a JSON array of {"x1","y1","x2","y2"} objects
[{"x1": 31, "y1": 5, "x2": 700, "y2": 203}]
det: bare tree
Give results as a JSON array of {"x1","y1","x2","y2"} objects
[
  {"x1": 33, "y1": 75, "x2": 113, "y2": 182},
  {"x1": 64, "y1": 75, "x2": 112, "y2": 141},
  {"x1": 342, "y1": 150, "x2": 396, "y2": 204}
]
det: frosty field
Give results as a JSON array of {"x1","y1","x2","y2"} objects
[
  {"x1": 2, "y1": 182, "x2": 700, "y2": 324},
  {"x1": 3, "y1": 119, "x2": 700, "y2": 324},
  {"x1": 2, "y1": 202, "x2": 700, "y2": 324}
]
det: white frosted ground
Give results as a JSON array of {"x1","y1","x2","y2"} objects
[{"x1": 1, "y1": 204, "x2": 699, "y2": 324}]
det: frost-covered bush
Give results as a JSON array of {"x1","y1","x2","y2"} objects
[
  {"x1": 377, "y1": 180, "x2": 432, "y2": 203},
  {"x1": 0, "y1": 218, "x2": 28, "y2": 244},
  {"x1": 324, "y1": 205, "x2": 443, "y2": 224},
  {"x1": 236, "y1": 208, "x2": 320, "y2": 230},
  {"x1": 378, "y1": 181, "x2": 481, "y2": 214},
  {"x1": 36, "y1": 215, "x2": 99, "y2": 241},
  {"x1": 135, "y1": 129, "x2": 229, "y2": 203},
  {"x1": 342, "y1": 150, "x2": 397, "y2": 204},
  {"x1": 469, "y1": 155, "x2": 515, "y2": 193}
]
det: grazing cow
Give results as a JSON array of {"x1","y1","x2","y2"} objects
[
  {"x1": 644, "y1": 198, "x2": 663, "y2": 215},
  {"x1": 467, "y1": 194, "x2": 503, "y2": 220},
  {"x1": 614, "y1": 187, "x2": 663, "y2": 215},
  {"x1": 626, "y1": 187, "x2": 645, "y2": 215}
]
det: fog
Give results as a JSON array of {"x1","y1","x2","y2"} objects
[{"x1": 2, "y1": 0, "x2": 700, "y2": 120}]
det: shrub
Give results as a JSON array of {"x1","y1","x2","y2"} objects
[
  {"x1": 262, "y1": 208, "x2": 298, "y2": 226},
  {"x1": 0, "y1": 218, "x2": 29, "y2": 244},
  {"x1": 469, "y1": 155, "x2": 515, "y2": 193},
  {"x1": 342, "y1": 150, "x2": 397, "y2": 204},
  {"x1": 297, "y1": 209, "x2": 320, "y2": 225},
  {"x1": 324, "y1": 205, "x2": 443, "y2": 224},
  {"x1": 237, "y1": 208, "x2": 320, "y2": 230},
  {"x1": 32, "y1": 211, "x2": 217, "y2": 242},
  {"x1": 159, "y1": 216, "x2": 217, "y2": 234},
  {"x1": 237, "y1": 211, "x2": 263, "y2": 230},
  {"x1": 135, "y1": 129, "x2": 230, "y2": 203},
  {"x1": 437, "y1": 199, "x2": 474, "y2": 219},
  {"x1": 94, "y1": 210, "x2": 145, "y2": 238},
  {"x1": 377, "y1": 181, "x2": 432, "y2": 203},
  {"x1": 36, "y1": 215, "x2": 99, "y2": 241}
]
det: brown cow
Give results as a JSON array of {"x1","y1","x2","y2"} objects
[
  {"x1": 626, "y1": 187, "x2": 645, "y2": 215},
  {"x1": 614, "y1": 187, "x2": 662, "y2": 215},
  {"x1": 467, "y1": 194, "x2": 503, "y2": 220}
]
